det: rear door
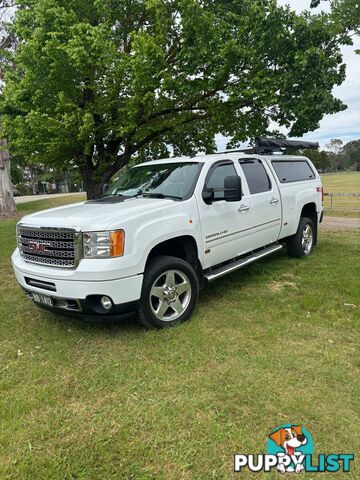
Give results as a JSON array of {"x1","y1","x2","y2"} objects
[{"x1": 238, "y1": 158, "x2": 282, "y2": 249}]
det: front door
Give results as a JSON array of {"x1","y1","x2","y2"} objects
[{"x1": 197, "y1": 160, "x2": 254, "y2": 269}]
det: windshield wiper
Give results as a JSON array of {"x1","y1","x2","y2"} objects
[
  {"x1": 141, "y1": 192, "x2": 183, "y2": 200},
  {"x1": 132, "y1": 190, "x2": 145, "y2": 198},
  {"x1": 100, "y1": 193, "x2": 125, "y2": 198}
]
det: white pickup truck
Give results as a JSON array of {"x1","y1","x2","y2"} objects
[{"x1": 12, "y1": 140, "x2": 324, "y2": 328}]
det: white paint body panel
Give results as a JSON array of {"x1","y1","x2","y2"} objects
[
  {"x1": 12, "y1": 253, "x2": 143, "y2": 304},
  {"x1": 12, "y1": 153, "x2": 323, "y2": 308}
]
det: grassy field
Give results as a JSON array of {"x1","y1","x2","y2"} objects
[
  {"x1": 0, "y1": 198, "x2": 359, "y2": 479},
  {"x1": 321, "y1": 172, "x2": 360, "y2": 217},
  {"x1": 15, "y1": 194, "x2": 87, "y2": 216}
]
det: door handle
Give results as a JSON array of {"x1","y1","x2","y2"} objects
[
  {"x1": 239, "y1": 204, "x2": 250, "y2": 212},
  {"x1": 270, "y1": 198, "x2": 280, "y2": 205}
]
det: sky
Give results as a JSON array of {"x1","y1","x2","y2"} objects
[{"x1": 217, "y1": 0, "x2": 360, "y2": 150}]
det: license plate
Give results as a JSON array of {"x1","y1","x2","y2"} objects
[{"x1": 32, "y1": 293, "x2": 53, "y2": 307}]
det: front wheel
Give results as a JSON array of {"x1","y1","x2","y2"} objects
[
  {"x1": 287, "y1": 216, "x2": 315, "y2": 258},
  {"x1": 137, "y1": 255, "x2": 199, "y2": 328}
]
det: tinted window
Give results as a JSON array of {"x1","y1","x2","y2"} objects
[
  {"x1": 239, "y1": 159, "x2": 271, "y2": 194},
  {"x1": 272, "y1": 160, "x2": 315, "y2": 183},
  {"x1": 206, "y1": 163, "x2": 237, "y2": 199}
]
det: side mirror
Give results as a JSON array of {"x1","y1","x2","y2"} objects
[
  {"x1": 102, "y1": 183, "x2": 110, "y2": 195},
  {"x1": 224, "y1": 175, "x2": 242, "y2": 202},
  {"x1": 202, "y1": 188, "x2": 214, "y2": 204}
]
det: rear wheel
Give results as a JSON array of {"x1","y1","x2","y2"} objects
[
  {"x1": 287, "y1": 216, "x2": 315, "y2": 258},
  {"x1": 138, "y1": 255, "x2": 199, "y2": 328}
]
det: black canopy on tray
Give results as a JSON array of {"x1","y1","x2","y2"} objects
[
  {"x1": 216, "y1": 138, "x2": 319, "y2": 155},
  {"x1": 254, "y1": 137, "x2": 319, "y2": 154}
]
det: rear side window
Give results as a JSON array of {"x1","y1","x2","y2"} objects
[
  {"x1": 272, "y1": 160, "x2": 315, "y2": 183},
  {"x1": 239, "y1": 159, "x2": 271, "y2": 194}
]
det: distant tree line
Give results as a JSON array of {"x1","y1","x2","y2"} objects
[{"x1": 295, "y1": 138, "x2": 360, "y2": 172}]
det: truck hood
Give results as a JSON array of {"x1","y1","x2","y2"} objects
[{"x1": 19, "y1": 197, "x2": 175, "y2": 230}]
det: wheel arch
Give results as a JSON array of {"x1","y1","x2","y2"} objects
[
  {"x1": 145, "y1": 235, "x2": 204, "y2": 287},
  {"x1": 300, "y1": 202, "x2": 318, "y2": 245}
]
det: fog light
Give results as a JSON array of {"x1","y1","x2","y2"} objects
[{"x1": 100, "y1": 296, "x2": 112, "y2": 311}]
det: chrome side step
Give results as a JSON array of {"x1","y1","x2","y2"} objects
[{"x1": 204, "y1": 244, "x2": 283, "y2": 282}]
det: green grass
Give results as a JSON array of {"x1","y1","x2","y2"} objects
[
  {"x1": 321, "y1": 172, "x2": 360, "y2": 192},
  {"x1": 0, "y1": 199, "x2": 359, "y2": 479},
  {"x1": 321, "y1": 172, "x2": 360, "y2": 217}
]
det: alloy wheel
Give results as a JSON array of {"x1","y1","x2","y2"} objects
[
  {"x1": 301, "y1": 224, "x2": 313, "y2": 254},
  {"x1": 149, "y1": 269, "x2": 192, "y2": 321}
]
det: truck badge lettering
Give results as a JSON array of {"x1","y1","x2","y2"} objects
[
  {"x1": 206, "y1": 230, "x2": 229, "y2": 240},
  {"x1": 27, "y1": 241, "x2": 48, "y2": 254}
]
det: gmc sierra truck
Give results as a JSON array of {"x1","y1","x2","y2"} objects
[{"x1": 12, "y1": 139, "x2": 324, "y2": 328}]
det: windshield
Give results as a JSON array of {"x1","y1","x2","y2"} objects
[{"x1": 104, "y1": 162, "x2": 202, "y2": 200}]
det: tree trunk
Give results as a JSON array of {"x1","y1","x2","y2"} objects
[
  {"x1": 80, "y1": 152, "x2": 130, "y2": 200},
  {"x1": 0, "y1": 139, "x2": 16, "y2": 217},
  {"x1": 81, "y1": 165, "x2": 102, "y2": 200},
  {"x1": 79, "y1": 158, "x2": 98, "y2": 200},
  {"x1": 84, "y1": 178, "x2": 103, "y2": 200}
]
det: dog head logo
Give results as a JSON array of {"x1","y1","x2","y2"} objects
[
  {"x1": 267, "y1": 424, "x2": 314, "y2": 474},
  {"x1": 269, "y1": 425, "x2": 307, "y2": 455}
]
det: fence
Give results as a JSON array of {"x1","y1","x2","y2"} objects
[{"x1": 324, "y1": 192, "x2": 360, "y2": 212}]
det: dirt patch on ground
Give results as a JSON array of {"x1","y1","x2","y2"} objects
[
  {"x1": 269, "y1": 281, "x2": 298, "y2": 293},
  {"x1": 321, "y1": 216, "x2": 360, "y2": 230},
  {"x1": 0, "y1": 214, "x2": 19, "y2": 221},
  {"x1": 281, "y1": 272, "x2": 296, "y2": 279},
  {"x1": 269, "y1": 273, "x2": 299, "y2": 293}
]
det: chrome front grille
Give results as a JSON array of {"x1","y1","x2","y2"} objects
[{"x1": 17, "y1": 225, "x2": 81, "y2": 268}]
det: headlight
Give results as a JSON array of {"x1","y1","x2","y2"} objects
[{"x1": 83, "y1": 230, "x2": 125, "y2": 258}]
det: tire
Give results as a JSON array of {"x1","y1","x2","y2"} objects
[
  {"x1": 137, "y1": 255, "x2": 199, "y2": 329},
  {"x1": 287, "y1": 216, "x2": 315, "y2": 258}
]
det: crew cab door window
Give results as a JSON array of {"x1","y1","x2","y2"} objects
[
  {"x1": 206, "y1": 163, "x2": 237, "y2": 199},
  {"x1": 239, "y1": 159, "x2": 271, "y2": 194}
]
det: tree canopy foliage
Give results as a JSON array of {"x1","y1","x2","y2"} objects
[
  {"x1": 0, "y1": 0, "x2": 355, "y2": 197},
  {"x1": 310, "y1": 0, "x2": 360, "y2": 38}
]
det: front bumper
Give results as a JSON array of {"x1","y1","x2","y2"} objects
[
  {"x1": 12, "y1": 255, "x2": 143, "y2": 320},
  {"x1": 23, "y1": 289, "x2": 139, "y2": 321}
]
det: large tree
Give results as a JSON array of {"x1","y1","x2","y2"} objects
[
  {"x1": 0, "y1": 0, "x2": 16, "y2": 216},
  {"x1": 0, "y1": 0, "x2": 353, "y2": 198}
]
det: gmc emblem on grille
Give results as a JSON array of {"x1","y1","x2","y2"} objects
[{"x1": 27, "y1": 241, "x2": 49, "y2": 254}]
